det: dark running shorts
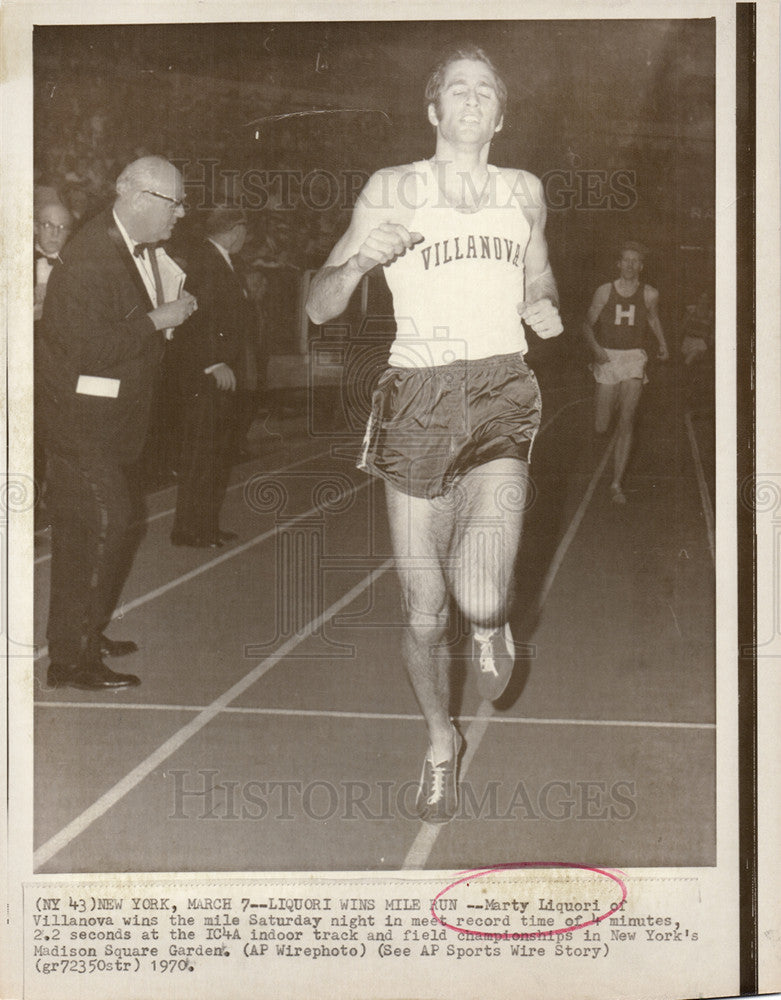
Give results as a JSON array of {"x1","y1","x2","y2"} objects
[{"x1": 358, "y1": 352, "x2": 542, "y2": 499}]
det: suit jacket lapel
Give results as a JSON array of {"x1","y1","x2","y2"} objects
[
  {"x1": 105, "y1": 214, "x2": 156, "y2": 310},
  {"x1": 209, "y1": 239, "x2": 249, "y2": 292},
  {"x1": 207, "y1": 239, "x2": 236, "y2": 278}
]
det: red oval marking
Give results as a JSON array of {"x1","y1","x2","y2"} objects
[{"x1": 431, "y1": 862, "x2": 627, "y2": 939}]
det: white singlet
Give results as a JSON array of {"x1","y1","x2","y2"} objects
[{"x1": 384, "y1": 159, "x2": 533, "y2": 368}]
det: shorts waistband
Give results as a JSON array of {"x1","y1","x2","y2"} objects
[{"x1": 388, "y1": 351, "x2": 529, "y2": 377}]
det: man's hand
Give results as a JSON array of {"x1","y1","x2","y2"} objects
[
  {"x1": 149, "y1": 292, "x2": 198, "y2": 332},
  {"x1": 518, "y1": 298, "x2": 563, "y2": 339},
  {"x1": 592, "y1": 345, "x2": 610, "y2": 364},
  {"x1": 656, "y1": 344, "x2": 669, "y2": 361},
  {"x1": 209, "y1": 363, "x2": 237, "y2": 391},
  {"x1": 354, "y1": 224, "x2": 424, "y2": 273}
]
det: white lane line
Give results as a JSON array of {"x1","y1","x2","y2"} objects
[
  {"x1": 33, "y1": 478, "x2": 370, "y2": 662},
  {"x1": 33, "y1": 446, "x2": 334, "y2": 564},
  {"x1": 533, "y1": 431, "x2": 616, "y2": 614},
  {"x1": 144, "y1": 446, "x2": 335, "y2": 529},
  {"x1": 34, "y1": 701, "x2": 716, "y2": 731},
  {"x1": 683, "y1": 411, "x2": 715, "y2": 564},
  {"x1": 403, "y1": 431, "x2": 617, "y2": 869},
  {"x1": 33, "y1": 559, "x2": 393, "y2": 870},
  {"x1": 487, "y1": 715, "x2": 715, "y2": 730}
]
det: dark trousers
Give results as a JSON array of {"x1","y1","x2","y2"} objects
[
  {"x1": 235, "y1": 388, "x2": 259, "y2": 448},
  {"x1": 33, "y1": 344, "x2": 49, "y2": 525},
  {"x1": 45, "y1": 450, "x2": 138, "y2": 664},
  {"x1": 172, "y1": 388, "x2": 236, "y2": 540}
]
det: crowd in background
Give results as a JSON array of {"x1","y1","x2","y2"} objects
[
  {"x1": 33, "y1": 59, "x2": 400, "y2": 277},
  {"x1": 33, "y1": 44, "x2": 715, "y2": 498}
]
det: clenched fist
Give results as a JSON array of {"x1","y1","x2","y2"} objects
[
  {"x1": 354, "y1": 224, "x2": 424, "y2": 273},
  {"x1": 518, "y1": 298, "x2": 563, "y2": 339}
]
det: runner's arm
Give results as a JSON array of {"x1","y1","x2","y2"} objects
[
  {"x1": 583, "y1": 285, "x2": 611, "y2": 362},
  {"x1": 645, "y1": 286, "x2": 669, "y2": 360},
  {"x1": 518, "y1": 174, "x2": 562, "y2": 339},
  {"x1": 306, "y1": 170, "x2": 422, "y2": 325}
]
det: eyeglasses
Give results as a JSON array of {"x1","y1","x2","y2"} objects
[
  {"x1": 142, "y1": 189, "x2": 189, "y2": 211},
  {"x1": 38, "y1": 222, "x2": 72, "y2": 234}
]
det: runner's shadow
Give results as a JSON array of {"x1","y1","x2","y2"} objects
[
  {"x1": 497, "y1": 400, "x2": 592, "y2": 711},
  {"x1": 493, "y1": 622, "x2": 536, "y2": 711}
]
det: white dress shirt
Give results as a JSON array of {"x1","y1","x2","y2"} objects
[{"x1": 113, "y1": 211, "x2": 185, "y2": 338}]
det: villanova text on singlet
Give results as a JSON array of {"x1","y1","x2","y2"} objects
[
  {"x1": 384, "y1": 160, "x2": 534, "y2": 368},
  {"x1": 596, "y1": 283, "x2": 650, "y2": 351}
]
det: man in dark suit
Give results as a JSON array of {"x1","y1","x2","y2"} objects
[
  {"x1": 170, "y1": 206, "x2": 256, "y2": 547},
  {"x1": 34, "y1": 197, "x2": 73, "y2": 321},
  {"x1": 38, "y1": 155, "x2": 198, "y2": 690}
]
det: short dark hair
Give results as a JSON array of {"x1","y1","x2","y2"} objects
[
  {"x1": 618, "y1": 240, "x2": 648, "y2": 261},
  {"x1": 205, "y1": 205, "x2": 247, "y2": 237},
  {"x1": 425, "y1": 45, "x2": 508, "y2": 119}
]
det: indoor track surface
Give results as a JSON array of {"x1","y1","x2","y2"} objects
[{"x1": 32, "y1": 358, "x2": 715, "y2": 874}]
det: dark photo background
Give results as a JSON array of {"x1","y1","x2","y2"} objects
[{"x1": 34, "y1": 19, "x2": 715, "y2": 344}]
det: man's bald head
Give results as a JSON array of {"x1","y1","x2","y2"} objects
[
  {"x1": 116, "y1": 156, "x2": 178, "y2": 198},
  {"x1": 114, "y1": 156, "x2": 186, "y2": 244}
]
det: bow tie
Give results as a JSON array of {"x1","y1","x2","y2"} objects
[
  {"x1": 36, "y1": 252, "x2": 58, "y2": 264},
  {"x1": 133, "y1": 242, "x2": 161, "y2": 257}
]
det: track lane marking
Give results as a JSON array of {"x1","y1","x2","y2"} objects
[
  {"x1": 33, "y1": 477, "x2": 370, "y2": 661},
  {"x1": 33, "y1": 702, "x2": 715, "y2": 730},
  {"x1": 34, "y1": 446, "x2": 334, "y2": 563},
  {"x1": 33, "y1": 559, "x2": 393, "y2": 869},
  {"x1": 532, "y1": 428, "x2": 617, "y2": 614},
  {"x1": 683, "y1": 410, "x2": 715, "y2": 564}
]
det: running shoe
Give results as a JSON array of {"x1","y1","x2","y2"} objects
[
  {"x1": 471, "y1": 623, "x2": 515, "y2": 701},
  {"x1": 415, "y1": 727, "x2": 464, "y2": 825}
]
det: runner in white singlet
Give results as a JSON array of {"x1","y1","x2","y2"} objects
[{"x1": 306, "y1": 46, "x2": 563, "y2": 824}]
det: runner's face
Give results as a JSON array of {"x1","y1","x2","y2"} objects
[
  {"x1": 428, "y1": 59, "x2": 503, "y2": 146},
  {"x1": 618, "y1": 250, "x2": 643, "y2": 282}
]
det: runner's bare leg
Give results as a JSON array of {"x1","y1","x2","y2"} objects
[
  {"x1": 385, "y1": 483, "x2": 456, "y2": 763},
  {"x1": 612, "y1": 378, "x2": 643, "y2": 489}
]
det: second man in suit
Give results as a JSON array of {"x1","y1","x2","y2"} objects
[{"x1": 170, "y1": 206, "x2": 256, "y2": 548}]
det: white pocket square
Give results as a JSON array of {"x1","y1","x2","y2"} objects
[{"x1": 76, "y1": 375, "x2": 120, "y2": 398}]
